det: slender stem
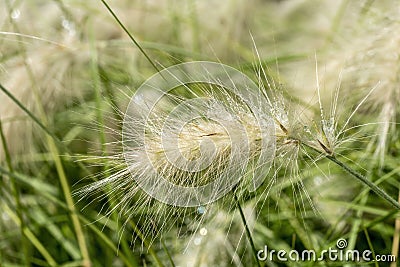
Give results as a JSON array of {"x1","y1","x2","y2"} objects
[
  {"x1": 0, "y1": 83, "x2": 55, "y2": 141},
  {"x1": 129, "y1": 221, "x2": 165, "y2": 267},
  {"x1": 161, "y1": 238, "x2": 176, "y2": 267},
  {"x1": 326, "y1": 155, "x2": 400, "y2": 210},
  {"x1": 301, "y1": 141, "x2": 400, "y2": 210},
  {"x1": 363, "y1": 228, "x2": 379, "y2": 267},
  {"x1": 390, "y1": 190, "x2": 400, "y2": 267},
  {"x1": 100, "y1": 0, "x2": 160, "y2": 73},
  {"x1": 234, "y1": 193, "x2": 261, "y2": 267},
  {"x1": 0, "y1": 82, "x2": 91, "y2": 176},
  {"x1": 47, "y1": 138, "x2": 91, "y2": 267}
]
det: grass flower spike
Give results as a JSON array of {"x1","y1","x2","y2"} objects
[{"x1": 78, "y1": 61, "x2": 277, "y2": 209}]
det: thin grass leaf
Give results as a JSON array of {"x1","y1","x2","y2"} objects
[{"x1": 2, "y1": 203, "x2": 58, "y2": 267}]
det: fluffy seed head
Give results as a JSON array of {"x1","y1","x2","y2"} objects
[{"x1": 121, "y1": 61, "x2": 276, "y2": 207}]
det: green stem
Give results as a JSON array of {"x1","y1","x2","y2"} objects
[
  {"x1": 301, "y1": 141, "x2": 400, "y2": 210},
  {"x1": 0, "y1": 82, "x2": 91, "y2": 176},
  {"x1": 326, "y1": 154, "x2": 400, "y2": 210},
  {"x1": 0, "y1": 83, "x2": 55, "y2": 141},
  {"x1": 161, "y1": 238, "x2": 176, "y2": 267},
  {"x1": 234, "y1": 193, "x2": 261, "y2": 267},
  {"x1": 47, "y1": 138, "x2": 91, "y2": 267},
  {"x1": 129, "y1": 221, "x2": 165, "y2": 267},
  {"x1": 100, "y1": 0, "x2": 160, "y2": 73}
]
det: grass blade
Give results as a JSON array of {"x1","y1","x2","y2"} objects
[
  {"x1": 100, "y1": 0, "x2": 160, "y2": 73},
  {"x1": 2, "y1": 202, "x2": 57, "y2": 267},
  {"x1": 0, "y1": 120, "x2": 31, "y2": 266}
]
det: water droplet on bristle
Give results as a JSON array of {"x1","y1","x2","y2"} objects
[
  {"x1": 11, "y1": 9, "x2": 21, "y2": 20},
  {"x1": 197, "y1": 206, "x2": 206, "y2": 214}
]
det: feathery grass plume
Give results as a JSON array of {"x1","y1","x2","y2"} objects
[{"x1": 74, "y1": 61, "x2": 277, "y2": 245}]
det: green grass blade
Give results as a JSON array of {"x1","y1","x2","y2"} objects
[
  {"x1": 2, "y1": 202, "x2": 58, "y2": 267},
  {"x1": 234, "y1": 193, "x2": 261, "y2": 267},
  {"x1": 0, "y1": 120, "x2": 31, "y2": 267},
  {"x1": 100, "y1": 0, "x2": 160, "y2": 73},
  {"x1": 0, "y1": 83, "x2": 55, "y2": 141}
]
